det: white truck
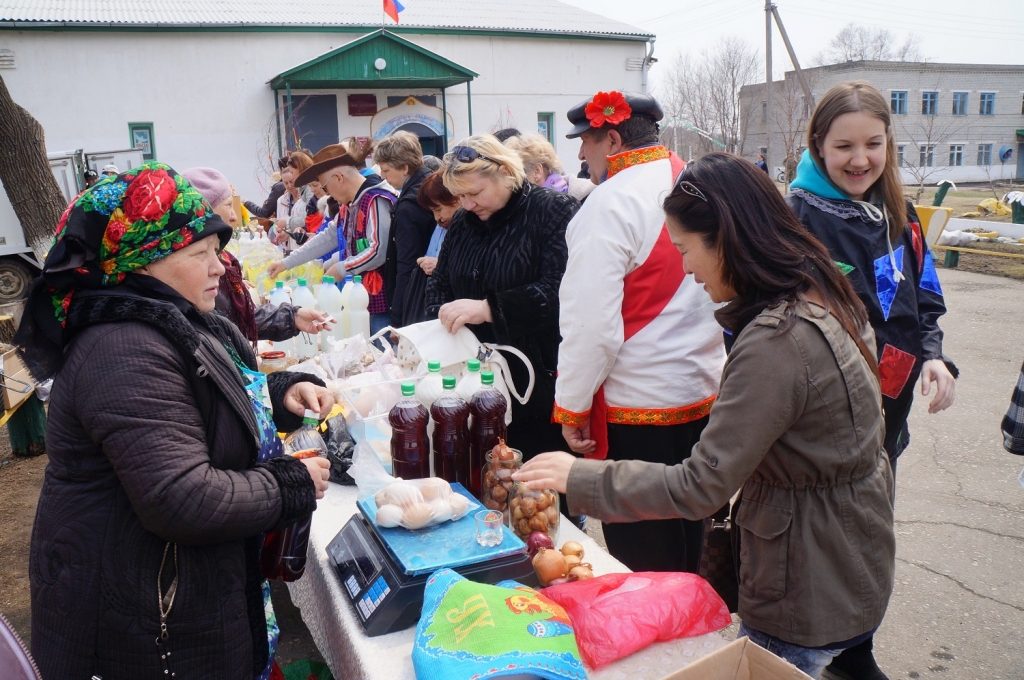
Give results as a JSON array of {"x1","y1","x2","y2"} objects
[{"x1": 0, "y1": 147, "x2": 143, "y2": 302}]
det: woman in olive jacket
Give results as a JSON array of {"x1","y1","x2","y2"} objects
[{"x1": 516, "y1": 154, "x2": 895, "y2": 679}]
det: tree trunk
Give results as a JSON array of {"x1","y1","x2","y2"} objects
[{"x1": 0, "y1": 72, "x2": 66, "y2": 265}]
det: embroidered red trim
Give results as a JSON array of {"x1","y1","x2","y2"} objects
[
  {"x1": 606, "y1": 146, "x2": 670, "y2": 179},
  {"x1": 552, "y1": 404, "x2": 591, "y2": 427},
  {"x1": 606, "y1": 395, "x2": 716, "y2": 426}
]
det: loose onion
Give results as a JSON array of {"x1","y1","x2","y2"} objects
[
  {"x1": 493, "y1": 439, "x2": 515, "y2": 462},
  {"x1": 568, "y1": 563, "x2": 594, "y2": 582},
  {"x1": 560, "y1": 541, "x2": 585, "y2": 560},
  {"x1": 564, "y1": 554, "x2": 582, "y2": 569},
  {"x1": 546, "y1": 576, "x2": 571, "y2": 587},
  {"x1": 526, "y1": 531, "x2": 555, "y2": 558},
  {"x1": 532, "y1": 547, "x2": 568, "y2": 586}
]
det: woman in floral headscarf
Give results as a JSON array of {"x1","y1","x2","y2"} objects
[{"x1": 14, "y1": 163, "x2": 334, "y2": 680}]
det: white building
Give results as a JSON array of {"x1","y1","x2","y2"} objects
[{"x1": 0, "y1": 0, "x2": 655, "y2": 201}]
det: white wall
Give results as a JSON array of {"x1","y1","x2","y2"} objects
[{"x1": 0, "y1": 30, "x2": 646, "y2": 202}]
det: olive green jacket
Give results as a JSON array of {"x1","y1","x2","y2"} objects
[{"x1": 567, "y1": 301, "x2": 895, "y2": 648}]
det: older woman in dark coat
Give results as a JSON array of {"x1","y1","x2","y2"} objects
[
  {"x1": 426, "y1": 135, "x2": 580, "y2": 457},
  {"x1": 14, "y1": 164, "x2": 332, "y2": 680}
]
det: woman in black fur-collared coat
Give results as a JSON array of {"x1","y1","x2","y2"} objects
[{"x1": 426, "y1": 135, "x2": 579, "y2": 457}]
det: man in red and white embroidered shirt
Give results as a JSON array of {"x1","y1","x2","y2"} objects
[{"x1": 553, "y1": 91, "x2": 725, "y2": 573}]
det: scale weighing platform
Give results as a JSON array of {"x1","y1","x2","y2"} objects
[{"x1": 326, "y1": 483, "x2": 538, "y2": 637}]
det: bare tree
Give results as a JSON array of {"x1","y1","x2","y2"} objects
[
  {"x1": 814, "y1": 23, "x2": 924, "y2": 65},
  {"x1": 0, "y1": 73, "x2": 65, "y2": 263},
  {"x1": 898, "y1": 112, "x2": 964, "y2": 201},
  {"x1": 770, "y1": 75, "x2": 816, "y2": 187},
  {"x1": 663, "y1": 38, "x2": 760, "y2": 157}
]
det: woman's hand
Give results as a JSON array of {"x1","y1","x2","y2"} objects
[
  {"x1": 512, "y1": 452, "x2": 578, "y2": 494},
  {"x1": 417, "y1": 256, "x2": 438, "y2": 276},
  {"x1": 267, "y1": 260, "x2": 286, "y2": 279},
  {"x1": 295, "y1": 308, "x2": 331, "y2": 334},
  {"x1": 284, "y1": 382, "x2": 335, "y2": 418},
  {"x1": 562, "y1": 423, "x2": 596, "y2": 456},
  {"x1": 438, "y1": 299, "x2": 492, "y2": 334},
  {"x1": 921, "y1": 359, "x2": 955, "y2": 414},
  {"x1": 301, "y1": 457, "x2": 331, "y2": 499}
]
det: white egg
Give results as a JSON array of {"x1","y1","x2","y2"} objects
[
  {"x1": 383, "y1": 481, "x2": 422, "y2": 509},
  {"x1": 375, "y1": 504, "x2": 404, "y2": 528},
  {"x1": 428, "y1": 497, "x2": 452, "y2": 525},
  {"x1": 374, "y1": 488, "x2": 389, "y2": 509},
  {"x1": 418, "y1": 477, "x2": 451, "y2": 502},
  {"x1": 448, "y1": 493, "x2": 470, "y2": 520}
]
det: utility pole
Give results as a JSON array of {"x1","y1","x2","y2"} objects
[
  {"x1": 765, "y1": 0, "x2": 773, "y2": 175},
  {"x1": 771, "y1": 6, "x2": 814, "y2": 107}
]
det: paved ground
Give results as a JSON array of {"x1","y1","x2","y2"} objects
[{"x1": 2, "y1": 267, "x2": 1022, "y2": 679}]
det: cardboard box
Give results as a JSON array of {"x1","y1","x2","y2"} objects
[
  {"x1": 1, "y1": 348, "x2": 34, "y2": 410},
  {"x1": 659, "y1": 637, "x2": 813, "y2": 680}
]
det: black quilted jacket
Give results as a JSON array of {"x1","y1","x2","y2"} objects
[
  {"x1": 425, "y1": 182, "x2": 579, "y2": 456},
  {"x1": 30, "y1": 287, "x2": 321, "y2": 680}
]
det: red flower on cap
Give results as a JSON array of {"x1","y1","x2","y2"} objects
[
  {"x1": 123, "y1": 168, "x2": 178, "y2": 224},
  {"x1": 585, "y1": 91, "x2": 632, "y2": 128}
]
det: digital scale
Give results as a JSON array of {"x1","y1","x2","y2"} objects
[{"x1": 327, "y1": 483, "x2": 538, "y2": 637}]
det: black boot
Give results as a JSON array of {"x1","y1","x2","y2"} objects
[{"x1": 822, "y1": 637, "x2": 889, "y2": 680}]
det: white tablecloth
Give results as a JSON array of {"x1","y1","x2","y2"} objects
[{"x1": 287, "y1": 483, "x2": 731, "y2": 679}]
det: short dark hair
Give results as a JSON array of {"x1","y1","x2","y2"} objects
[
  {"x1": 493, "y1": 128, "x2": 522, "y2": 143},
  {"x1": 417, "y1": 170, "x2": 458, "y2": 211},
  {"x1": 594, "y1": 115, "x2": 660, "y2": 149}
]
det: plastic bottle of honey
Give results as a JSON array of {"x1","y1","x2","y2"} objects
[
  {"x1": 389, "y1": 382, "x2": 430, "y2": 480},
  {"x1": 469, "y1": 371, "x2": 507, "y2": 498},
  {"x1": 431, "y1": 376, "x2": 471, "y2": 487}
]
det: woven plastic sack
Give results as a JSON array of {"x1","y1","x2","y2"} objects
[
  {"x1": 541, "y1": 572, "x2": 732, "y2": 669},
  {"x1": 412, "y1": 569, "x2": 587, "y2": 680}
]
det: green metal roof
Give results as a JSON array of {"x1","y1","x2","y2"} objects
[{"x1": 270, "y1": 30, "x2": 477, "y2": 90}]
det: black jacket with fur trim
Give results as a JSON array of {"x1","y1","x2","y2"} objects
[{"x1": 30, "y1": 287, "x2": 322, "y2": 680}]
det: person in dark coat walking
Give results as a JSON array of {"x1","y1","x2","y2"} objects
[
  {"x1": 375, "y1": 131, "x2": 438, "y2": 327},
  {"x1": 426, "y1": 135, "x2": 580, "y2": 457},
  {"x1": 244, "y1": 155, "x2": 289, "y2": 219},
  {"x1": 14, "y1": 164, "x2": 333, "y2": 680}
]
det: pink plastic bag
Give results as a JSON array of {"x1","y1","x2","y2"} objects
[{"x1": 541, "y1": 572, "x2": 732, "y2": 669}]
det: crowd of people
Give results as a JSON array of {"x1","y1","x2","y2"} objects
[{"x1": 14, "y1": 78, "x2": 960, "y2": 680}]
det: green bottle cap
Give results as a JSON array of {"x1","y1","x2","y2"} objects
[
  {"x1": 481, "y1": 370, "x2": 495, "y2": 385},
  {"x1": 401, "y1": 382, "x2": 416, "y2": 397},
  {"x1": 442, "y1": 375, "x2": 457, "y2": 390},
  {"x1": 298, "y1": 278, "x2": 307, "y2": 286},
  {"x1": 427, "y1": 360, "x2": 441, "y2": 372},
  {"x1": 302, "y1": 408, "x2": 319, "y2": 425},
  {"x1": 354, "y1": 275, "x2": 363, "y2": 284},
  {"x1": 467, "y1": 359, "x2": 480, "y2": 372},
  {"x1": 275, "y1": 281, "x2": 284, "y2": 289},
  {"x1": 323, "y1": 275, "x2": 334, "y2": 284}
]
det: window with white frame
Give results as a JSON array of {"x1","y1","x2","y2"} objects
[
  {"x1": 949, "y1": 145, "x2": 963, "y2": 166},
  {"x1": 922, "y1": 91, "x2": 938, "y2": 116},
  {"x1": 952, "y1": 92, "x2": 968, "y2": 116},
  {"x1": 979, "y1": 92, "x2": 995, "y2": 115},
  {"x1": 891, "y1": 90, "x2": 907, "y2": 115},
  {"x1": 896, "y1": 145, "x2": 905, "y2": 167},
  {"x1": 978, "y1": 143, "x2": 993, "y2": 166},
  {"x1": 919, "y1": 144, "x2": 934, "y2": 167}
]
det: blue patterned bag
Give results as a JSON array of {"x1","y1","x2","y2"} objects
[{"x1": 412, "y1": 569, "x2": 588, "y2": 680}]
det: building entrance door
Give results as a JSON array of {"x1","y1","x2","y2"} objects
[
  {"x1": 289, "y1": 95, "x2": 339, "y2": 154},
  {"x1": 397, "y1": 122, "x2": 444, "y2": 159}
]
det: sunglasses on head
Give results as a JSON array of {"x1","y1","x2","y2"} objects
[
  {"x1": 446, "y1": 146, "x2": 500, "y2": 166},
  {"x1": 674, "y1": 179, "x2": 708, "y2": 203}
]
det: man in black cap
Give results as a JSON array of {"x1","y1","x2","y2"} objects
[{"x1": 553, "y1": 90, "x2": 725, "y2": 574}]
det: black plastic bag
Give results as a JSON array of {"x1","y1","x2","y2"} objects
[{"x1": 324, "y1": 414, "x2": 357, "y2": 484}]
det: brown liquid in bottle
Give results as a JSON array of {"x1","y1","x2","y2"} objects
[
  {"x1": 469, "y1": 379, "x2": 507, "y2": 498},
  {"x1": 390, "y1": 383, "x2": 431, "y2": 480},
  {"x1": 431, "y1": 378, "x2": 470, "y2": 487}
]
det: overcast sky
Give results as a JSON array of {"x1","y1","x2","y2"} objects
[{"x1": 560, "y1": 0, "x2": 1024, "y2": 88}]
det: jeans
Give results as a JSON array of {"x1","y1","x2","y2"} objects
[
  {"x1": 369, "y1": 313, "x2": 390, "y2": 337},
  {"x1": 739, "y1": 623, "x2": 845, "y2": 679}
]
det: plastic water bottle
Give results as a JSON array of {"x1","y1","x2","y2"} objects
[
  {"x1": 268, "y1": 281, "x2": 293, "y2": 356},
  {"x1": 339, "y1": 274, "x2": 354, "y2": 338},
  {"x1": 317, "y1": 275, "x2": 344, "y2": 351},
  {"x1": 417, "y1": 360, "x2": 445, "y2": 409},
  {"x1": 348, "y1": 275, "x2": 371, "y2": 340},
  {"x1": 291, "y1": 278, "x2": 319, "y2": 358},
  {"x1": 456, "y1": 359, "x2": 483, "y2": 403}
]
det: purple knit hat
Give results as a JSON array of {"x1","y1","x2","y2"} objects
[{"x1": 182, "y1": 167, "x2": 232, "y2": 208}]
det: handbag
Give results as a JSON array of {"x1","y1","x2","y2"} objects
[
  {"x1": 698, "y1": 496, "x2": 741, "y2": 614},
  {"x1": 372, "y1": 320, "x2": 535, "y2": 425}
]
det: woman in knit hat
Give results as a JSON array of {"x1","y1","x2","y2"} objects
[
  {"x1": 15, "y1": 163, "x2": 333, "y2": 680},
  {"x1": 182, "y1": 167, "x2": 331, "y2": 347}
]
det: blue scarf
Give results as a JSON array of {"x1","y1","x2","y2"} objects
[{"x1": 789, "y1": 149, "x2": 849, "y2": 201}]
